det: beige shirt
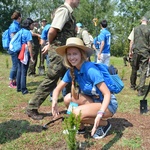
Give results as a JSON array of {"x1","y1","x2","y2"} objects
[
  {"x1": 51, "y1": 3, "x2": 73, "y2": 31},
  {"x1": 128, "y1": 28, "x2": 134, "y2": 41},
  {"x1": 77, "y1": 28, "x2": 91, "y2": 48}
]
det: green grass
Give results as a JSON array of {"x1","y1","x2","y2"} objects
[{"x1": 0, "y1": 53, "x2": 149, "y2": 150}]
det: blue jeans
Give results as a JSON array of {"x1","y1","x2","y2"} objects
[
  {"x1": 17, "y1": 52, "x2": 30, "y2": 93},
  {"x1": 8, "y1": 50, "x2": 19, "y2": 80}
]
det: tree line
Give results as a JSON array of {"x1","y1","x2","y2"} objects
[{"x1": 0, "y1": 0, "x2": 150, "y2": 56}]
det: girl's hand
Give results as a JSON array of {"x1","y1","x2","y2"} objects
[
  {"x1": 91, "y1": 115, "x2": 101, "y2": 136},
  {"x1": 52, "y1": 102, "x2": 59, "y2": 118}
]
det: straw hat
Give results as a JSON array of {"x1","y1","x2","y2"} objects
[{"x1": 56, "y1": 37, "x2": 93, "y2": 57}]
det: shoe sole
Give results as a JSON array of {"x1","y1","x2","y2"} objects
[
  {"x1": 26, "y1": 112, "x2": 44, "y2": 120},
  {"x1": 93, "y1": 124, "x2": 112, "y2": 139}
]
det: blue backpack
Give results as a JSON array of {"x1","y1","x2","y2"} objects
[
  {"x1": 9, "y1": 29, "x2": 23, "y2": 53},
  {"x1": 95, "y1": 63, "x2": 124, "y2": 94},
  {"x1": 2, "y1": 29, "x2": 10, "y2": 50}
]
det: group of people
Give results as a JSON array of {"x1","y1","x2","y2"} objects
[
  {"x1": 7, "y1": 11, "x2": 35, "y2": 94},
  {"x1": 5, "y1": 0, "x2": 149, "y2": 141},
  {"x1": 7, "y1": 10, "x2": 50, "y2": 94},
  {"x1": 25, "y1": 0, "x2": 117, "y2": 140}
]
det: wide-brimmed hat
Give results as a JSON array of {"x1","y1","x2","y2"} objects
[{"x1": 56, "y1": 37, "x2": 93, "y2": 57}]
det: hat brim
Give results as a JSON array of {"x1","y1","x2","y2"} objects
[{"x1": 56, "y1": 44, "x2": 93, "y2": 57}]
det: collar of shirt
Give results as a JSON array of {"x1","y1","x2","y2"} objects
[
  {"x1": 13, "y1": 20, "x2": 20, "y2": 25},
  {"x1": 64, "y1": 2, "x2": 73, "y2": 14}
]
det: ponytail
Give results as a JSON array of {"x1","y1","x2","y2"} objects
[{"x1": 70, "y1": 67, "x2": 79, "y2": 100}]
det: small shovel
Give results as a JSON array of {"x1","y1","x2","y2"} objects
[
  {"x1": 42, "y1": 117, "x2": 64, "y2": 130},
  {"x1": 140, "y1": 82, "x2": 150, "y2": 114}
]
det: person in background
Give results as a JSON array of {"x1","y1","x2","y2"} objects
[
  {"x1": 39, "y1": 23, "x2": 51, "y2": 73},
  {"x1": 97, "y1": 20, "x2": 111, "y2": 66},
  {"x1": 38, "y1": 19, "x2": 48, "y2": 73},
  {"x1": 16, "y1": 18, "x2": 34, "y2": 94},
  {"x1": 26, "y1": 0, "x2": 79, "y2": 120},
  {"x1": 8, "y1": 11, "x2": 22, "y2": 88},
  {"x1": 129, "y1": 16, "x2": 150, "y2": 96},
  {"x1": 38, "y1": 19, "x2": 47, "y2": 34},
  {"x1": 76, "y1": 22, "x2": 91, "y2": 48},
  {"x1": 28, "y1": 20, "x2": 41, "y2": 77},
  {"x1": 92, "y1": 36, "x2": 101, "y2": 62},
  {"x1": 52, "y1": 37, "x2": 118, "y2": 139}
]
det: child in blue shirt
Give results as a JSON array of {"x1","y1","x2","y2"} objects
[
  {"x1": 8, "y1": 11, "x2": 22, "y2": 88},
  {"x1": 52, "y1": 37, "x2": 118, "y2": 139},
  {"x1": 16, "y1": 18, "x2": 34, "y2": 94}
]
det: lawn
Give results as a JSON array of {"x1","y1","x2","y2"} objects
[{"x1": 0, "y1": 53, "x2": 149, "y2": 150}]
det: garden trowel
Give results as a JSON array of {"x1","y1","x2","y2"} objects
[{"x1": 140, "y1": 82, "x2": 150, "y2": 114}]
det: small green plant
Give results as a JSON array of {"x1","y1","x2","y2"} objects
[
  {"x1": 63, "y1": 112, "x2": 81, "y2": 150},
  {"x1": 6, "y1": 58, "x2": 9, "y2": 68}
]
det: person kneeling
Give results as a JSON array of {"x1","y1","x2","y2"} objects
[{"x1": 52, "y1": 37, "x2": 118, "y2": 139}]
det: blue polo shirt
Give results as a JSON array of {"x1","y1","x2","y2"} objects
[
  {"x1": 20, "y1": 28, "x2": 32, "y2": 44},
  {"x1": 9, "y1": 20, "x2": 21, "y2": 39},
  {"x1": 97, "y1": 28, "x2": 111, "y2": 54},
  {"x1": 93, "y1": 37, "x2": 100, "y2": 49},
  {"x1": 62, "y1": 61, "x2": 105, "y2": 101},
  {"x1": 41, "y1": 24, "x2": 51, "y2": 40}
]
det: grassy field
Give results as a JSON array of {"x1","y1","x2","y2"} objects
[{"x1": 0, "y1": 53, "x2": 149, "y2": 150}]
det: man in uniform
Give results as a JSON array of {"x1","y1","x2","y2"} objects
[
  {"x1": 28, "y1": 20, "x2": 41, "y2": 76},
  {"x1": 38, "y1": 19, "x2": 48, "y2": 74},
  {"x1": 26, "y1": 0, "x2": 80, "y2": 120},
  {"x1": 76, "y1": 22, "x2": 91, "y2": 48},
  {"x1": 129, "y1": 16, "x2": 150, "y2": 96}
]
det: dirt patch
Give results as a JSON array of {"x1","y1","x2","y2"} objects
[{"x1": 10, "y1": 102, "x2": 150, "y2": 150}]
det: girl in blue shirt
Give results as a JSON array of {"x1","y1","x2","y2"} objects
[
  {"x1": 16, "y1": 18, "x2": 34, "y2": 94},
  {"x1": 52, "y1": 37, "x2": 118, "y2": 139},
  {"x1": 8, "y1": 11, "x2": 22, "y2": 88}
]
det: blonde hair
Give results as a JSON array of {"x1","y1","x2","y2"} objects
[{"x1": 63, "y1": 47, "x2": 87, "y2": 99}]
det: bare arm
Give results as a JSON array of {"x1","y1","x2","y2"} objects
[
  {"x1": 31, "y1": 31, "x2": 41, "y2": 38},
  {"x1": 98, "y1": 41, "x2": 104, "y2": 60},
  {"x1": 52, "y1": 80, "x2": 68, "y2": 117},
  {"x1": 91, "y1": 82, "x2": 111, "y2": 136},
  {"x1": 129, "y1": 40, "x2": 133, "y2": 58},
  {"x1": 27, "y1": 41, "x2": 34, "y2": 62},
  {"x1": 97, "y1": 82, "x2": 111, "y2": 113}
]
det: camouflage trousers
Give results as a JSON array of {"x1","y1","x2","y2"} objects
[
  {"x1": 130, "y1": 52, "x2": 149, "y2": 90},
  {"x1": 27, "y1": 46, "x2": 70, "y2": 110},
  {"x1": 28, "y1": 44, "x2": 40, "y2": 75}
]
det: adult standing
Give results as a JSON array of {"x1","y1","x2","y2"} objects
[
  {"x1": 97, "y1": 20, "x2": 111, "y2": 66},
  {"x1": 129, "y1": 16, "x2": 150, "y2": 96},
  {"x1": 26, "y1": 0, "x2": 79, "y2": 120},
  {"x1": 38, "y1": 19, "x2": 48, "y2": 74},
  {"x1": 8, "y1": 11, "x2": 22, "y2": 88},
  {"x1": 28, "y1": 20, "x2": 41, "y2": 76},
  {"x1": 76, "y1": 22, "x2": 91, "y2": 48},
  {"x1": 39, "y1": 23, "x2": 51, "y2": 73}
]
